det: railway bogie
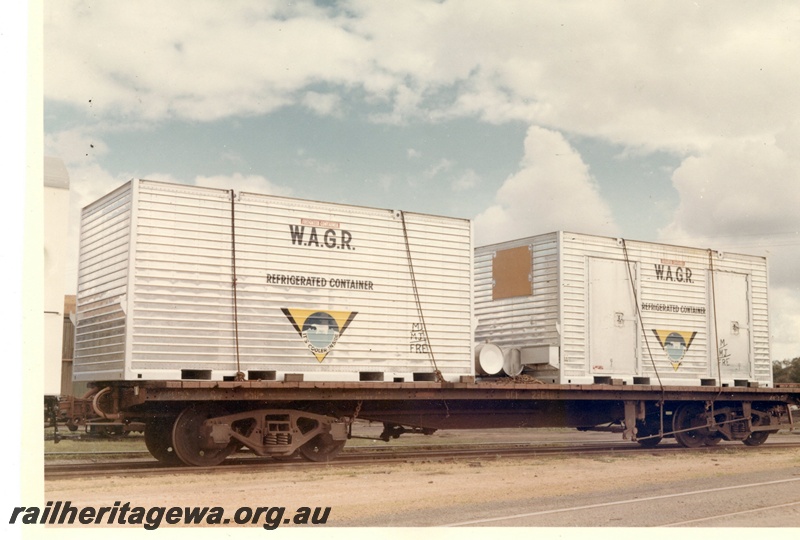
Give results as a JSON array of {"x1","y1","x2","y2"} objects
[{"x1": 140, "y1": 404, "x2": 349, "y2": 466}]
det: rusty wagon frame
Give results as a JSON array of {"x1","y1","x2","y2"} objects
[{"x1": 78, "y1": 378, "x2": 800, "y2": 467}]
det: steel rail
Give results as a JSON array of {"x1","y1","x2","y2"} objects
[{"x1": 45, "y1": 440, "x2": 800, "y2": 481}]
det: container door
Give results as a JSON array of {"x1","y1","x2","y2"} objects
[
  {"x1": 710, "y1": 271, "x2": 752, "y2": 380},
  {"x1": 588, "y1": 258, "x2": 638, "y2": 375}
]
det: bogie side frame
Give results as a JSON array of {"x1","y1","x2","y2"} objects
[{"x1": 88, "y1": 380, "x2": 800, "y2": 466}]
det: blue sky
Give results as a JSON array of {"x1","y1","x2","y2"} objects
[
  {"x1": 38, "y1": 0, "x2": 800, "y2": 359},
  {"x1": 45, "y1": 101, "x2": 680, "y2": 229}
]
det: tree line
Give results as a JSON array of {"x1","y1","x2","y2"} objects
[{"x1": 773, "y1": 357, "x2": 800, "y2": 383}]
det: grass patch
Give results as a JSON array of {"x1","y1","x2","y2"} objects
[{"x1": 45, "y1": 432, "x2": 148, "y2": 458}]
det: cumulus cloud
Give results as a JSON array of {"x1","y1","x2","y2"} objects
[
  {"x1": 474, "y1": 126, "x2": 619, "y2": 245},
  {"x1": 659, "y1": 127, "x2": 800, "y2": 287},
  {"x1": 45, "y1": 1, "x2": 800, "y2": 152},
  {"x1": 665, "y1": 144, "x2": 799, "y2": 238},
  {"x1": 45, "y1": 1, "x2": 367, "y2": 121}
]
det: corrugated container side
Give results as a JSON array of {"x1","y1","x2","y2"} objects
[
  {"x1": 128, "y1": 181, "x2": 236, "y2": 375},
  {"x1": 73, "y1": 182, "x2": 133, "y2": 380},
  {"x1": 750, "y1": 256, "x2": 770, "y2": 381},
  {"x1": 475, "y1": 231, "x2": 770, "y2": 386},
  {"x1": 710, "y1": 251, "x2": 770, "y2": 382},
  {"x1": 622, "y1": 238, "x2": 710, "y2": 382},
  {"x1": 475, "y1": 233, "x2": 559, "y2": 352},
  {"x1": 559, "y1": 233, "x2": 769, "y2": 385},
  {"x1": 559, "y1": 234, "x2": 590, "y2": 380},
  {"x1": 75, "y1": 180, "x2": 473, "y2": 382},
  {"x1": 233, "y1": 192, "x2": 473, "y2": 381},
  {"x1": 560, "y1": 233, "x2": 711, "y2": 383}
]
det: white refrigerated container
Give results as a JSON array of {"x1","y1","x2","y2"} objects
[
  {"x1": 475, "y1": 232, "x2": 770, "y2": 386},
  {"x1": 74, "y1": 179, "x2": 473, "y2": 383}
]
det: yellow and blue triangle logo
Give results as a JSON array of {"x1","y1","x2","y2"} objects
[
  {"x1": 282, "y1": 308, "x2": 357, "y2": 362},
  {"x1": 651, "y1": 329, "x2": 698, "y2": 371}
]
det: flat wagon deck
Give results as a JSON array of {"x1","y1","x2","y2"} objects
[{"x1": 84, "y1": 379, "x2": 800, "y2": 466}]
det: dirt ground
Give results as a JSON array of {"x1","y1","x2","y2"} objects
[{"x1": 45, "y1": 443, "x2": 800, "y2": 528}]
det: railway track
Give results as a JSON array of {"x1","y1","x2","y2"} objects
[{"x1": 45, "y1": 439, "x2": 800, "y2": 480}]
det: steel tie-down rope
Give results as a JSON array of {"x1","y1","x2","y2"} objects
[
  {"x1": 708, "y1": 249, "x2": 724, "y2": 427},
  {"x1": 622, "y1": 239, "x2": 665, "y2": 439},
  {"x1": 399, "y1": 210, "x2": 444, "y2": 384},
  {"x1": 230, "y1": 191, "x2": 244, "y2": 381}
]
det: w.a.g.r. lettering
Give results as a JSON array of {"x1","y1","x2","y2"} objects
[
  {"x1": 654, "y1": 263, "x2": 693, "y2": 283},
  {"x1": 290, "y1": 223, "x2": 353, "y2": 250}
]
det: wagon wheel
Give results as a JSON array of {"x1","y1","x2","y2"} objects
[
  {"x1": 96, "y1": 424, "x2": 127, "y2": 438},
  {"x1": 742, "y1": 431, "x2": 770, "y2": 446},
  {"x1": 297, "y1": 433, "x2": 346, "y2": 463},
  {"x1": 635, "y1": 418, "x2": 662, "y2": 448},
  {"x1": 704, "y1": 433, "x2": 723, "y2": 446},
  {"x1": 673, "y1": 404, "x2": 709, "y2": 448},
  {"x1": 144, "y1": 416, "x2": 181, "y2": 465},
  {"x1": 171, "y1": 404, "x2": 238, "y2": 467},
  {"x1": 271, "y1": 449, "x2": 300, "y2": 462},
  {"x1": 636, "y1": 436, "x2": 662, "y2": 448}
]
